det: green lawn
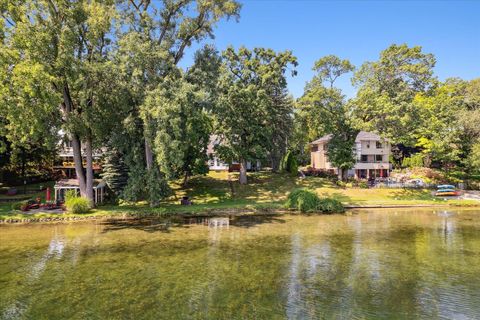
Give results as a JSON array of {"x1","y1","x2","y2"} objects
[
  {"x1": 167, "y1": 171, "x2": 459, "y2": 206},
  {"x1": 1, "y1": 172, "x2": 479, "y2": 221},
  {"x1": 0, "y1": 181, "x2": 56, "y2": 216}
]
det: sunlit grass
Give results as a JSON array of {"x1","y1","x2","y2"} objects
[{"x1": 1, "y1": 172, "x2": 479, "y2": 221}]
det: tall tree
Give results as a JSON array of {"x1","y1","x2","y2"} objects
[
  {"x1": 298, "y1": 55, "x2": 358, "y2": 179},
  {"x1": 258, "y1": 49, "x2": 298, "y2": 172},
  {"x1": 0, "y1": 0, "x2": 119, "y2": 205},
  {"x1": 457, "y1": 79, "x2": 480, "y2": 174},
  {"x1": 115, "y1": 0, "x2": 240, "y2": 204},
  {"x1": 142, "y1": 76, "x2": 212, "y2": 186},
  {"x1": 351, "y1": 44, "x2": 437, "y2": 145},
  {"x1": 413, "y1": 79, "x2": 466, "y2": 169},
  {"x1": 215, "y1": 47, "x2": 297, "y2": 184},
  {"x1": 297, "y1": 55, "x2": 357, "y2": 180}
]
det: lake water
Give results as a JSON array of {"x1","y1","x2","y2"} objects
[{"x1": 1, "y1": 209, "x2": 480, "y2": 319}]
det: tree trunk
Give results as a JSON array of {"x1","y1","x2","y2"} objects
[
  {"x1": 84, "y1": 137, "x2": 95, "y2": 206},
  {"x1": 145, "y1": 139, "x2": 153, "y2": 170},
  {"x1": 21, "y1": 148, "x2": 26, "y2": 194},
  {"x1": 338, "y1": 168, "x2": 349, "y2": 181},
  {"x1": 270, "y1": 152, "x2": 281, "y2": 173},
  {"x1": 239, "y1": 159, "x2": 248, "y2": 184},
  {"x1": 71, "y1": 134, "x2": 87, "y2": 198},
  {"x1": 182, "y1": 171, "x2": 189, "y2": 187},
  {"x1": 62, "y1": 83, "x2": 87, "y2": 198}
]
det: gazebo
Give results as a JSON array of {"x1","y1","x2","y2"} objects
[{"x1": 54, "y1": 179, "x2": 106, "y2": 204}]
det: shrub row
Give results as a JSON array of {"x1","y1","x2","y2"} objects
[
  {"x1": 285, "y1": 188, "x2": 345, "y2": 214},
  {"x1": 302, "y1": 168, "x2": 338, "y2": 179}
]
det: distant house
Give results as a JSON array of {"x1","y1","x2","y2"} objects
[
  {"x1": 310, "y1": 131, "x2": 392, "y2": 179},
  {"x1": 53, "y1": 138, "x2": 103, "y2": 179},
  {"x1": 207, "y1": 135, "x2": 230, "y2": 171},
  {"x1": 206, "y1": 135, "x2": 261, "y2": 172}
]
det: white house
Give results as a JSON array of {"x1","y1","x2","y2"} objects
[
  {"x1": 310, "y1": 131, "x2": 392, "y2": 179},
  {"x1": 206, "y1": 135, "x2": 261, "y2": 172}
]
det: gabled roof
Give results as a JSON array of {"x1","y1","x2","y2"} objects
[
  {"x1": 355, "y1": 131, "x2": 385, "y2": 142},
  {"x1": 310, "y1": 134, "x2": 333, "y2": 145},
  {"x1": 310, "y1": 131, "x2": 387, "y2": 145}
]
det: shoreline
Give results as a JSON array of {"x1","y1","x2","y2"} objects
[{"x1": 1, "y1": 203, "x2": 479, "y2": 224}]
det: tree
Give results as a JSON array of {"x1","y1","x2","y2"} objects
[
  {"x1": 141, "y1": 74, "x2": 212, "y2": 186},
  {"x1": 297, "y1": 55, "x2": 357, "y2": 180},
  {"x1": 280, "y1": 150, "x2": 298, "y2": 175},
  {"x1": 258, "y1": 49, "x2": 298, "y2": 172},
  {"x1": 313, "y1": 55, "x2": 354, "y2": 88},
  {"x1": 1, "y1": 0, "x2": 121, "y2": 205},
  {"x1": 215, "y1": 47, "x2": 297, "y2": 184},
  {"x1": 101, "y1": 149, "x2": 129, "y2": 199},
  {"x1": 114, "y1": 0, "x2": 240, "y2": 204},
  {"x1": 413, "y1": 79, "x2": 466, "y2": 169},
  {"x1": 457, "y1": 79, "x2": 480, "y2": 173},
  {"x1": 351, "y1": 44, "x2": 437, "y2": 145}
]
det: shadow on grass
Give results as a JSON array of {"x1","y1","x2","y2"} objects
[
  {"x1": 232, "y1": 172, "x2": 334, "y2": 202},
  {"x1": 167, "y1": 172, "x2": 336, "y2": 207},
  {"x1": 172, "y1": 175, "x2": 232, "y2": 203}
]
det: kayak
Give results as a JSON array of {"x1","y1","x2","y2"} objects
[
  {"x1": 435, "y1": 190, "x2": 460, "y2": 197},
  {"x1": 437, "y1": 185, "x2": 455, "y2": 189}
]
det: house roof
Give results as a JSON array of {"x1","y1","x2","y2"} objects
[
  {"x1": 310, "y1": 131, "x2": 387, "y2": 145},
  {"x1": 355, "y1": 131, "x2": 385, "y2": 142},
  {"x1": 310, "y1": 134, "x2": 333, "y2": 145}
]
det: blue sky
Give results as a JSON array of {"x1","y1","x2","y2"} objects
[{"x1": 180, "y1": 0, "x2": 480, "y2": 98}]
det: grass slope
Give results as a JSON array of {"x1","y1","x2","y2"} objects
[{"x1": 1, "y1": 172, "x2": 479, "y2": 221}]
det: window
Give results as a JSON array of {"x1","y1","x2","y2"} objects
[
  {"x1": 366, "y1": 142, "x2": 370, "y2": 148},
  {"x1": 323, "y1": 144, "x2": 327, "y2": 151},
  {"x1": 361, "y1": 155, "x2": 368, "y2": 162},
  {"x1": 376, "y1": 141, "x2": 382, "y2": 149},
  {"x1": 376, "y1": 155, "x2": 383, "y2": 162},
  {"x1": 311, "y1": 145, "x2": 318, "y2": 152}
]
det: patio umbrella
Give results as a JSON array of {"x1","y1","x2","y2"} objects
[{"x1": 46, "y1": 187, "x2": 51, "y2": 202}]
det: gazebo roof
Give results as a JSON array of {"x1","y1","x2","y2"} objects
[{"x1": 54, "y1": 179, "x2": 106, "y2": 188}]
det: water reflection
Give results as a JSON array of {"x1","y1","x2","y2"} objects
[
  {"x1": 2, "y1": 228, "x2": 66, "y2": 320},
  {"x1": 1, "y1": 209, "x2": 480, "y2": 319},
  {"x1": 184, "y1": 217, "x2": 229, "y2": 228}
]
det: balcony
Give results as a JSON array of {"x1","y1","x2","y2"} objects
[
  {"x1": 354, "y1": 161, "x2": 391, "y2": 170},
  {"x1": 357, "y1": 160, "x2": 386, "y2": 163}
]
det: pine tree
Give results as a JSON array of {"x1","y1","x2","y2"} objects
[{"x1": 101, "y1": 150, "x2": 129, "y2": 198}]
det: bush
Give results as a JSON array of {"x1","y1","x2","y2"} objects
[
  {"x1": 358, "y1": 181, "x2": 369, "y2": 188},
  {"x1": 281, "y1": 151, "x2": 298, "y2": 175},
  {"x1": 336, "y1": 180, "x2": 347, "y2": 188},
  {"x1": 11, "y1": 200, "x2": 29, "y2": 211},
  {"x1": 402, "y1": 154, "x2": 424, "y2": 168},
  {"x1": 285, "y1": 188, "x2": 320, "y2": 213},
  {"x1": 65, "y1": 190, "x2": 91, "y2": 214},
  {"x1": 317, "y1": 198, "x2": 345, "y2": 213},
  {"x1": 285, "y1": 188, "x2": 345, "y2": 214},
  {"x1": 303, "y1": 168, "x2": 337, "y2": 179}
]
